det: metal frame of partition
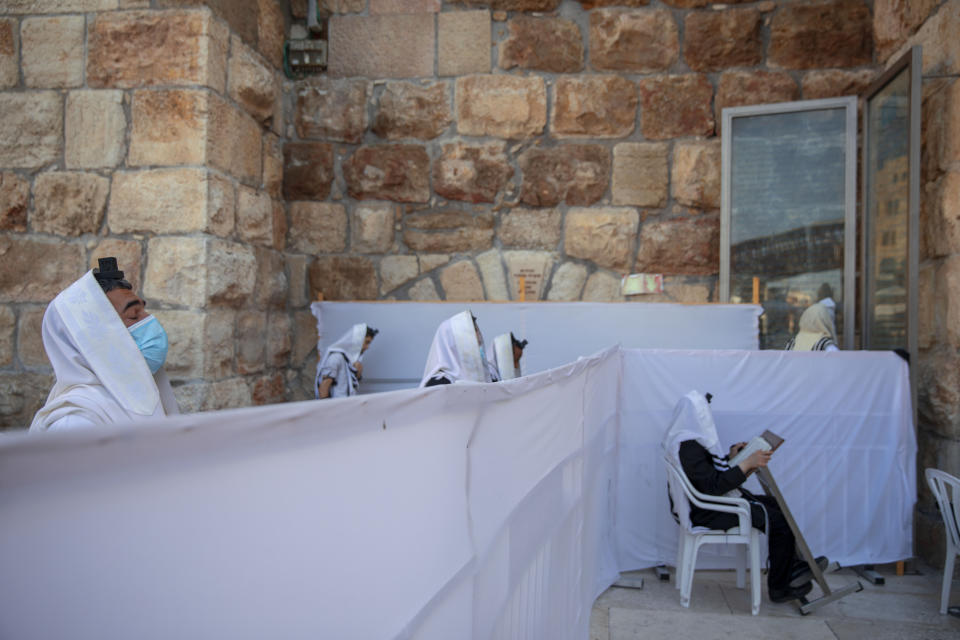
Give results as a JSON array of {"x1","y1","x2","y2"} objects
[{"x1": 720, "y1": 97, "x2": 859, "y2": 349}]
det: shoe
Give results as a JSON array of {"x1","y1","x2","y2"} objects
[
  {"x1": 769, "y1": 581, "x2": 813, "y2": 604},
  {"x1": 789, "y1": 556, "x2": 828, "y2": 588}
]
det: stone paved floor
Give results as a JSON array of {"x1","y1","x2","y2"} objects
[{"x1": 590, "y1": 562, "x2": 960, "y2": 640}]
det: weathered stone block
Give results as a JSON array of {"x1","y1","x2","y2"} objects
[
  {"x1": 635, "y1": 214, "x2": 719, "y2": 275},
  {"x1": 565, "y1": 207, "x2": 638, "y2": 272},
  {"x1": 439, "y1": 10, "x2": 490, "y2": 76},
  {"x1": 582, "y1": 270, "x2": 623, "y2": 302},
  {"x1": 201, "y1": 308, "x2": 236, "y2": 379},
  {"x1": 295, "y1": 77, "x2": 368, "y2": 143},
  {"x1": 403, "y1": 210, "x2": 494, "y2": 253},
  {"x1": 419, "y1": 254, "x2": 451, "y2": 273},
  {"x1": 802, "y1": 69, "x2": 877, "y2": 100},
  {"x1": 144, "y1": 236, "x2": 207, "y2": 307},
  {"x1": 440, "y1": 260, "x2": 485, "y2": 300},
  {"x1": 328, "y1": 14, "x2": 434, "y2": 79},
  {"x1": 236, "y1": 310, "x2": 267, "y2": 375},
  {"x1": 672, "y1": 140, "x2": 721, "y2": 210},
  {"x1": 254, "y1": 246, "x2": 288, "y2": 309},
  {"x1": 589, "y1": 8, "x2": 678, "y2": 73},
  {"x1": 208, "y1": 92, "x2": 262, "y2": 184},
  {"x1": 579, "y1": 0, "x2": 651, "y2": 6},
  {"x1": 635, "y1": 275, "x2": 712, "y2": 303},
  {"x1": 874, "y1": 0, "x2": 939, "y2": 63},
  {"x1": 257, "y1": 0, "x2": 285, "y2": 69},
  {"x1": 0, "y1": 92, "x2": 62, "y2": 168},
  {"x1": 408, "y1": 277, "x2": 440, "y2": 300},
  {"x1": 380, "y1": 255, "x2": 419, "y2": 295},
  {"x1": 228, "y1": 35, "x2": 277, "y2": 124},
  {"x1": 0, "y1": 172, "x2": 28, "y2": 232},
  {"x1": 344, "y1": 145, "x2": 430, "y2": 203},
  {"x1": 0, "y1": 306, "x2": 13, "y2": 367},
  {"x1": 89, "y1": 238, "x2": 143, "y2": 292},
  {"x1": 456, "y1": 75, "x2": 546, "y2": 139},
  {"x1": 207, "y1": 238, "x2": 258, "y2": 307},
  {"x1": 372, "y1": 81, "x2": 451, "y2": 141},
  {"x1": 262, "y1": 133, "x2": 283, "y2": 199},
  {"x1": 283, "y1": 142, "x2": 335, "y2": 201},
  {"x1": 152, "y1": 309, "x2": 204, "y2": 379},
  {"x1": 715, "y1": 71, "x2": 799, "y2": 131},
  {"x1": 638, "y1": 74, "x2": 714, "y2": 140},
  {"x1": 21, "y1": 15, "x2": 83, "y2": 88},
  {"x1": 500, "y1": 16, "x2": 583, "y2": 73},
  {"x1": 352, "y1": 203, "x2": 395, "y2": 253},
  {"x1": 919, "y1": 261, "x2": 934, "y2": 350},
  {"x1": 129, "y1": 89, "x2": 206, "y2": 167},
  {"x1": 519, "y1": 145, "x2": 610, "y2": 207},
  {"x1": 309, "y1": 256, "x2": 378, "y2": 300},
  {"x1": 906, "y1": 1, "x2": 960, "y2": 75},
  {"x1": 0, "y1": 372, "x2": 53, "y2": 431},
  {"x1": 0, "y1": 236, "x2": 84, "y2": 303},
  {"x1": 475, "y1": 249, "x2": 508, "y2": 300},
  {"x1": 448, "y1": 0, "x2": 560, "y2": 9},
  {"x1": 156, "y1": 0, "x2": 259, "y2": 44},
  {"x1": 88, "y1": 10, "x2": 228, "y2": 92},
  {"x1": 266, "y1": 312, "x2": 292, "y2": 368},
  {"x1": 271, "y1": 200, "x2": 286, "y2": 251},
  {"x1": 434, "y1": 142, "x2": 512, "y2": 203},
  {"x1": 504, "y1": 250, "x2": 553, "y2": 301},
  {"x1": 32, "y1": 172, "x2": 109, "y2": 237},
  {"x1": 0, "y1": 18, "x2": 17, "y2": 89},
  {"x1": 611, "y1": 142, "x2": 668, "y2": 207},
  {"x1": 286, "y1": 253, "x2": 308, "y2": 308},
  {"x1": 371, "y1": 0, "x2": 440, "y2": 13},
  {"x1": 499, "y1": 208, "x2": 562, "y2": 249},
  {"x1": 236, "y1": 186, "x2": 274, "y2": 247},
  {"x1": 0, "y1": 0, "x2": 120, "y2": 12},
  {"x1": 109, "y1": 169, "x2": 209, "y2": 234},
  {"x1": 552, "y1": 75, "x2": 637, "y2": 138},
  {"x1": 684, "y1": 8, "x2": 761, "y2": 72},
  {"x1": 16, "y1": 307, "x2": 45, "y2": 367},
  {"x1": 769, "y1": 0, "x2": 872, "y2": 70},
  {"x1": 66, "y1": 90, "x2": 126, "y2": 169},
  {"x1": 288, "y1": 201, "x2": 347, "y2": 254},
  {"x1": 251, "y1": 372, "x2": 285, "y2": 405},
  {"x1": 546, "y1": 262, "x2": 587, "y2": 301},
  {"x1": 207, "y1": 172, "x2": 236, "y2": 238},
  {"x1": 291, "y1": 309, "x2": 316, "y2": 367},
  {"x1": 918, "y1": 348, "x2": 960, "y2": 437}
]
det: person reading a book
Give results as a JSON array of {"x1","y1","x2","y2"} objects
[{"x1": 662, "y1": 391, "x2": 826, "y2": 603}]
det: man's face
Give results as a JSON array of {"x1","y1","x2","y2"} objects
[
  {"x1": 361, "y1": 335, "x2": 373, "y2": 353},
  {"x1": 512, "y1": 343, "x2": 524, "y2": 365},
  {"x1": 105, "y1": 288, "x2": 149, "y2": 328}
]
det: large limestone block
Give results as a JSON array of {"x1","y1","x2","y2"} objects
[
  {"x1": 448, "y1": 0, "x2": 560, "y2": 8},
  {"x1": 236, "y1": 310, "x2": 267, "y2": 375},
  {"x1": 308, "y1": 255, "x2": 378, "y2": 300},
  {"x1": 403, "y1": 210, "x2": 494, "y2": 253},
  {"x1": 0, "y1": 236, "x2": 84, "y2": 303},
  {"x1": 266, "y1": 312, "x2": 292, "y2": 368},
  {"x1": 206, "y1": 238, "x2": 257, "y2": 307},
  {"x1": 551, "y1": 75, "x2": 637, "y2": 138},
  {"x1": 769, "y1": 0, "x2": 872, "y2": 70},
  {"x1": 32, "y1": 172, "x2": 109, "y2": 236},
  {"x1": 262, "y1": 133, "x2": 283, "y2": 199},
  {"x1": 589, "y1": 8, "x2": 678, "y2": 73},
  {"x1": 88, "y1": 10, "x2": 228, "y2": 92},
  {"x1": 504, "y1": 250, "x2": 554, "y2": 301},
  {"x1": 16, "y1": 307, "x2": 46, "y2": 367},
  {"x1": 283, "y1": 142, "x2": 334, "y2": 201},
  {"x1": 328, "y1": 14, "x2": 434, "y2": 79},
  {"x1": 564, "y1": 207, "x2": 639, "y2": 272},
  {"x1": 372, "y1": 81, "x2": 451, "y2": 141},
  {"x1": 291, "y1": 309, "x2": 316, "y2": 367},
  {"x1": 152, "y1": 310, "x2": 205, "y2": 379},
  {"x1": 874, "y1": 0, "x2": 939, "y2": 63},
  {"x1": 0, "y1": 92, "x2": 62, "y2": 168},
  {"x1": 351, "y1": 203, "x2": 395, "y2": 253},
  {"x1": 419, "y1": 254, "x2": 451, "y2": 273},
  {"x1": 0, "y1": 172, "x2": 29, "y2": 232},
  {"x1": 519, "y1": 145, "x2": 610, "y2": 207},
  {"x1": 66, "y1": 90, "x2": 126, "y2": 169},
  {"x1": 344, "y1": 145, "x2": 430, "y2": 203},
  {"x1": 582, "y1": 270, "x2": 623, "y2": 302},
  {"x1": 291, "y1": 0, "x2": 367, "y2": 18},
  {"x1": 434, "y1": 142, "x2": 512, "y2": 203},
  {"x1": 635, "y1": 214, "x2": 719, "y2": 275},
  {"x1": 144, "y1": 236, "x2": 207, "y2": 307},
  {"x1": 611, "y1": 142, "x2": 668, "y2": 207},
  {"x1": 801, "y1": 69, "x2": 876, "y2": 100},
  {"x1": 438, "y1": 10, "x2": 490, "y2": 76},
  {"x1": 207, "y1": 92, "x2": 262, "y2": 184},
  {"x1": 129, "y1": 89, "x2": 207, "y2": 167},
  {"x1": 0, "y1": 372, "x2": 54, "y2": 431},
  {"x1": 456, "y1": 75, "x2": 546, "y2": 139},
  {"x1": 500, "y1": 16, "x2": 583, "y2": 73},
  {"x1": 903, "y1": 1, "x2": 960, "y2": 75},
  {"x1": 671, "y1": 140, "x2": 721, "y2": 210},
  {"x1": 380, "y1": 255, "x2": 419, "y2": 295},
  {"x1": 546, "y1": 261, "x2": 587, "y2": 301},
  {"x1": 408, "y1": 276, "x2": 440, "y2": 300},
  {"x1": 89, "y1": 238, "x2": 143, "y2": 292},
  {"x1": 919, "y1": 261, "x2": 934, "y2": 350},
  {"x1": 371, "y1": 0, "x2": 440, "y2": 13},
  {"x1": 638, "y1": 74, "x2": 714, "y2": 139},
  {"x1": 498, "y1": 208, "x2": 562, "y2": 249},
  {"x1": 714, "y1": 71, "x2": 798, "y2": 132},
  {"x1": 255, "y1": 246, "x2": 288, "y2": 309},
  {"x1": 200, "y1": 308, "x2": 236, "y2": 379},
  {"x1": 288, "y1": 201, "x2": 347, "y2": 254},
  {"x1": 109, "y1": 168, "x2": 210, "y2": 234},
  {"x1": 440, "y1": 260, "x2": 485, "y2": 300},
  {"x1": 286, "y1": 253, "x2": 308, "y2": 308},
  {"x1": 918, "y1": 349, "x2": 960, "y2": 438},
  {"x1": 236, "y1": 186, "x2": 275, "y2": 247},
  {"x1": 0, "y1": 18, "x2": 17, "y2": 89},
  {"x1": 0, "y1": 306, "x2": 13, "y2": 367},
  {"x1": 155, "y1": 0, "x2": 259, "y2": 46},
  {"x1": 578, "y1": 0, "x2": 652, "y2": 7},
  {"x1": 0, "y1": 0, "x2": 119, "y2": 12},
  {"x1": 21, "y1": 15, "x2": 83, "y2": 88},
  {"x1": 683, "y1": 8, "x2": 761, "y2": 72},
  {"x1": 252, "y1": 372, "x2": 285, "y2": 406},
  {"x1": 295, "y1": 77, "x2": 368, "y2": 143},
  {"x1": 206, "y1": 172, "x2": 236, "y2": 238},
  {"x1": 257, "y1": 0, "x2": 285, "y2": 69},
  {"x1": 475, "y1": 249, "x2": 508, "y2": 300},
  {"x1": 633, "y1": 275, "x2": 712, "y2": 303}
]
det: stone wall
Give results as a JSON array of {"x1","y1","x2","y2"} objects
[
  {"x1": 0, "y1": 0, "x2": 291, "y2": 427},
  {"x1": 877, "y1": 0, "x2": 960, "y2": 570}
]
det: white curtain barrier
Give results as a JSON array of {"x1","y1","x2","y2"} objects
[{"x1": 0, "y1": 348, "x2": 914, "y2": 639}]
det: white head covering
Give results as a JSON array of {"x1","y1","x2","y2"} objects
[
  {"x1": 493, "y1": 333, "x2": 519, "y2": 381},
  {"x1": 660, "y1": 390, "x2": 724, "y2": 466},
  {"x1": 789, "y1": 302, "x2": 837, "y2": 351},
  {"x1": 316, "y1": 323, "x2": 368, "y2": 398},
  {"x1": 324, "y1": 323, "x2": 368, "y2": 367},
  {"x1": 30, "y1": 271, "x2": 178, "y2": 432},
  {"x1": 420, "y1": 310, "x2": 493, "y2": 387}
]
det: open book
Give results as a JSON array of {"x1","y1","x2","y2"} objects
[{"x1": 727, "y1": 429, "x2": 784, "y2": 468}]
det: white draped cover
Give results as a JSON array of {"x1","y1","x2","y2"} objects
[{"x1": 0, "y1": 348, "x2": 914, "y2": 639}]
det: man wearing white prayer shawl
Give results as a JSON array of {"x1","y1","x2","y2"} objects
[
  {"x1": 492, "y1": 332, "x2": 528, "y2": 381},
  {"x1": 315, "y1": 324, "x2": 378, "y2": 399},
  {"x1": 420, "y1": 310, "x2": 498, "y2": 387},
  {"x1": 785, "y1": 303, "x2": 839, "y2": 351},
  {"x1": 661, "y1": 391, "x2": 825, "y2": 604},
  {"x1": 30, "y1": 258, "x2": 179, "y2": 432}
]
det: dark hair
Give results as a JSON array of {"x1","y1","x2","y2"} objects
[
  {"x1": 511, "y1": 332, "x2": 528, "y2": 350},
  {"x1": 366, "y1": 326, "x2": 379, "y2": 339},
  {"x1": 93, "y1": 257, "x2": 133, "y2": 293},
  {"x1": 817, "y1": 283, "x2": 834, "y2": 301}
]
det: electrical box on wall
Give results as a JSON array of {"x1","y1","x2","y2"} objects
[{"x1": 285, "y1": 39, "x2": 327, "y2": 78}]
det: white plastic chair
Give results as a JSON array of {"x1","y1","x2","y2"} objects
[
  {"x1": 925, "y1": 468, "x2": 960, "y2": 615},
  {"x1": 664, "y1": 454, "x2": 763, "y2": 615}
]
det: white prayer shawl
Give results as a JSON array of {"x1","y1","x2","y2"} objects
[
  {"x1": 316, "y1": 323, "x2": 367, "y2": 399},
  {"x1": 661, "y1": 390, "x2": 725, "y2": 468},
  {"x1": 30, "y1": 271, "x2": 179, "y2": 432},
  {"x1": 789, "y1": 302, "x2": 838, "y2": 351},
  {"x1": 493, "y1": 333, "x2": 521, "y2": 381},
  {"x1": 420, "y1": 311, "x2": 493, "y2": 387}
]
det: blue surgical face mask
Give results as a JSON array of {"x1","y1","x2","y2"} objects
[{"x1": 128, "y1": 315, "x2": 168, "y2": 374}]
